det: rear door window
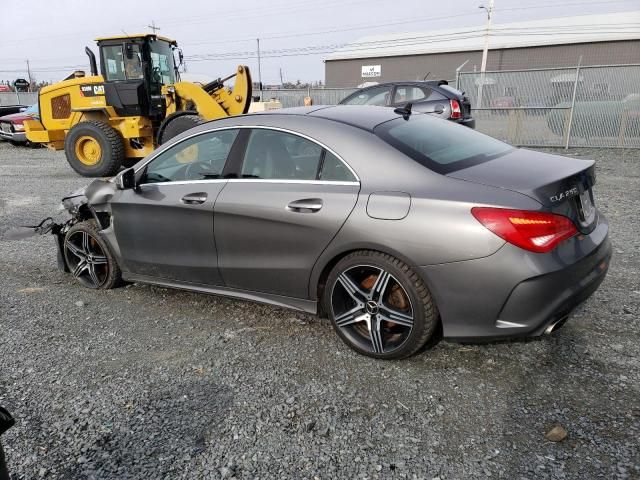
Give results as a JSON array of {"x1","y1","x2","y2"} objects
[
  {"x1": 342, "y1": 86, "x2": 392, "y2": 106},
  {"x1": 319, "y1": 152, "x2": 357, "y2": 182},
  {"x1": 392, "y1": 86, "x2": 426, "y2": 105},
  {"x1": 392, "y1": 86, "x2": 448, "y2": 105},
  {"x1": 241, "y1": 129, "x2": 322, "y2": 180}
]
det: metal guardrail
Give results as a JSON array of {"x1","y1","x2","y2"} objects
[{"x1": 457, "y1": 64, "x2": 640, "y2": 148}]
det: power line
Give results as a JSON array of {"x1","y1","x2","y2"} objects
[
  {"x1": 183, "y1": 24, "x2": 640, "y2": 61},
  {"x1": 2, "y1": 0, "x2": 635, "y2": 48},
  {"x1": 180, "y1": 11, "x2": 483, "y2": 47},
  {"x1": 2, "y1": 21, "x2": 636, "y2": 74},
  {"x1": 147, "y1": 20, "x2": 161, "y2": 34}
]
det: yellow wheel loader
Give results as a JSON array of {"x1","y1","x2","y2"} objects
[{"x1": 24, "y1": 34, "x2": 252, "y2": 177}]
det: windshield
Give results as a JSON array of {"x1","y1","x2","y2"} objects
[
  {"x1": 149, "y1": 40, "x2": 176, "y2": 87},
  {"x1": 439, "y1": 85, "x2": 465, "y2": 97},
  {"x1": 375, "y1": 114, "x2": 513, "y2": 174},
  {"x1": 25, "y1": 104, "x2": 38, "y2": 115}
]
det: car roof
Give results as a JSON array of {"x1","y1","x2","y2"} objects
[
  {"x1": 352, "y1": 81, "x2": 445, "y2": 90},
  {"x1": 252, "y1": 105, "x2": 405, "y2": 132}
]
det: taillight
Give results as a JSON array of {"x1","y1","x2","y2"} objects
[
  {"x1": 450, "y1": 99, "x2": 462, "y2": 119},
  {"x1": 471, "y1": 207, "x2": 578, "y2": 253}
]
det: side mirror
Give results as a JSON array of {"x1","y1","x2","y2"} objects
[{"x1": 116, "y1": 168, "x2": 136, "y2": 190}]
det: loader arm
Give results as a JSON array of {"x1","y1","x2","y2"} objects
[{"x1": 170, "y1": 65, "x2": 252, "y2": 120}]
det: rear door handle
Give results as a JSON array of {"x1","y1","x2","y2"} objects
[
  {"x1": 181, "y1": 192, "x2": 208, "y2": 204},
  {"x1": 286, "y1": 198, "x2": 323, "y2": 213}
]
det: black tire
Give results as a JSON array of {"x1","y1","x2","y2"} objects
[
  {"x1": 158, "y1": 112, "x2": 203, "y2": 144},
  {"x1": 323, "y1": 250, "x2": 439, "y2": 360},
  {"x1": 64, "y1": 121, "x2": 125, "y2": 177},
  {"x1": 63, "y1": 220, "x2": 122, "y2": 289}
]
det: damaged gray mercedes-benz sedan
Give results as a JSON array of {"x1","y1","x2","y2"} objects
[{"x1": 48, "y1": 105, "x2": 611, "y2": 359}]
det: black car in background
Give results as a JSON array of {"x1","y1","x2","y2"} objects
[{"x1": 339, "y1": 81, "x2": 475, "y2": 128}]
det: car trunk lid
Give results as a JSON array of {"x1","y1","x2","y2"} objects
[{"x1": 447, "y1": 148, "x2": 597, "y2": 232}]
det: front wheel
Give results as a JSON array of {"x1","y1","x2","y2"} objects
[
  {"x1": 64, "y1": 121, "x2": 125, "y2": 177},
  {"x1": 63, "y1": 220, "x2": 122, "y2": 289},
  {"x1": 323, "y1": 251, "x2": 439, "y2": 359}
]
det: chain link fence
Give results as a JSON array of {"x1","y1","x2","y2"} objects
[
  {"x1": 6, "y1": 67, "x2": 639, "y2": 149},
  {"x1": 457, "y1": 64, "x2": 640, "y2": 148}
]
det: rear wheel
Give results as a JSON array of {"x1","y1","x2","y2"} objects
[
  {"x1": 158, "y1": 112, "x2": 203, "y2": 144},
  {"x1": 323, "y1": 251, "x2": 439, "y2": 359},
  {"x1": 64, "y1": 121, "x2": 124, "y2": 177},
  {"x1": 63, "y1": 220, "x2": 122, "y2": 289}
]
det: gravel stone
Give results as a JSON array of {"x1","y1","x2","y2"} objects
[
  {"x1": 545, "y1": 425, "x2": 569, "y2": 442},
  {"x1": 0, "y1": 143, "x2": 639, "y2": 479}
]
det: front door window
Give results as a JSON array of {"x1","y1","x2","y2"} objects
[{"x1": 142, "y1": 129, "x2": 239, "y2": 184}]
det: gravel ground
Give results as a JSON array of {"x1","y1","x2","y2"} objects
[{"x1": 0, "y1": 142, "x2": 638, "y2": 479}]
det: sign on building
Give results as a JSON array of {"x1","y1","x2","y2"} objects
[{"x1": 361, "y1": 65, "x2": 381, "y2": 78}]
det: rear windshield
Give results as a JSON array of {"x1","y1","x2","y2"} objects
[
  {"x1": 374, "y1": 114, "x2": 513, "y2": 174},
  {"x1": 439, "y1": 85, "x2": 464, "y2": 97}
]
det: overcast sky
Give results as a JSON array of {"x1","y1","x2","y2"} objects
[{"x1": 1, "y1": 0, "x2": 638, "y2": 85}]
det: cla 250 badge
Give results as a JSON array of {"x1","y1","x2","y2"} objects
[
  {"x1": 550, "y1": 186, "x2": 579, "y2": 203},
  {"x1": 80, "y1": 84, "x2": 105, "y2": 96}
]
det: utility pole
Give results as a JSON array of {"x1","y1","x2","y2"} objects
[
  {"x1": 477, "y1": 0, "x2": 494, "y2": 109},
  {"x1": 279, "y1": 68, "x2": 284, "y2": 87},
  {"x1": 256, "y1": 38, "x2": 263, "y2": 100},
  {"x1": 147, "y1": 20, "x2": 161, "y2": 34},
  {"x1": 26, "y1": 59, "x2": 32, "y2": 92}
]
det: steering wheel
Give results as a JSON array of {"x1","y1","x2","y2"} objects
[{"x1": 182, "y1": 161, "x2": 205, "y2": 180}]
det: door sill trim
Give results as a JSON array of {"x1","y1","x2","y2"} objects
[{"x1": 121, "y1": 272, "x2": 318, "y2": 314}]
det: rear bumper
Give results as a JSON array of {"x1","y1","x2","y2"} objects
[{"x1": 421, "y1": 213, "x2": 611, "y2": 341}]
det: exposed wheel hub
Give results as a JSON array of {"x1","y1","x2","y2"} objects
[
  {"x1": 75, "y1": 136, "x2": 102, "y2": 166},
  {"x1": 365, "y1": 300, "x2": 379, "y2": 315}
]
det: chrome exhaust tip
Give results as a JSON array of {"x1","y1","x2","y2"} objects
[{"x1": 544, "y1": 315, "x2": 569, "y2": 335}]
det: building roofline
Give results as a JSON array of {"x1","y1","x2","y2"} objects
[{"x1": 325, "y1": 11, "x2": 640, "y2": 61}]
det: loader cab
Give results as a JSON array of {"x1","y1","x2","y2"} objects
[{"x1": 96, "y1": 34, "x2": 178, "y2": 120}]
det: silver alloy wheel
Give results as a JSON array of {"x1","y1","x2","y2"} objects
[
  {"x1": 330, "y1": 265, "x2": 415, "y2": 354},
  {"x1": 64, "y1": 230, "x2": 109, "y2": 288}
]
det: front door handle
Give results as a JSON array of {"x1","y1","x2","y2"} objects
[
  {"x1": 286, "y1": 198, "x2": 323, "y2": 213},
  {"x1": 181, "y1": 192, "x2": 208, "y2": 204}
]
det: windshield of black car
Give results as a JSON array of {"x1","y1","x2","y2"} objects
[{"x1": 374, "y1": 115, "x2": 513, "y2": 174}]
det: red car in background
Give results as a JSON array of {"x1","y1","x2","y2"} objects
[{"x1": 0, "y1": 104, "x2": 39, "y2": 145}]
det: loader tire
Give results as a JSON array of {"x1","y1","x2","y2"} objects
[
  {"x1": 158, "y1": 112, "x2": 203, "y2": 145},
  {"x1": 65, "y1": 121, "x2": 125, "y2": 178}
]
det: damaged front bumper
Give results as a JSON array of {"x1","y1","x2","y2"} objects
[{"x1": 18, "y1": 179, "x2": 116, "y2": 272}]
